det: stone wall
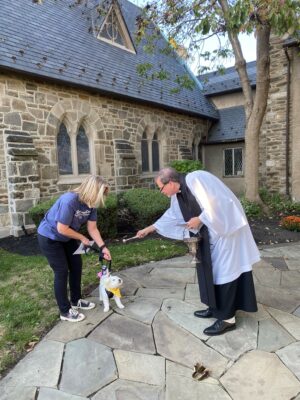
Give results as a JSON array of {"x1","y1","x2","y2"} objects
[
  {"x1": 0, "y1": 72, "x2": 208, "y2": 234},
  {"x1": 259, "y1": 37, "x2": 289, "y2": 194}
]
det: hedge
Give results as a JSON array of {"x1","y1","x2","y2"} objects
[
  {"x1": 122, "y1": 188, "x2": 170, "y2": 230},
  {"x1": 28, "y1": 193, "x2": 118, "y2": 239}
]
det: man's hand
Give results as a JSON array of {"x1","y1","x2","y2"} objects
[
  {"x1": 136, "y1": 225, "x2": 155, "y2": 238},
  {"x1": 186, "y1": 217, "x2": 202, "y2": 230}
]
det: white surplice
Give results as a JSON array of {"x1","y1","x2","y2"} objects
[{"x1": 153, "y1": 171, "x2": 261, "y2": 285}]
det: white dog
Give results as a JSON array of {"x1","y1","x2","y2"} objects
[{"x1": 98, "y1": 270, "x2": 125, "y2": 313}]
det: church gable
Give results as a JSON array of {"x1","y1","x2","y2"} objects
[{"x1": 97, "y1": 1, "x2": 136, "y2": 53}]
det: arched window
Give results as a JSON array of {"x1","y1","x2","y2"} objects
[
  {"x1": 57, "y1": 123, "x2": 72, "y2": 175},
  {"x1": 141, "y1": 131, "x2": 149, "y2": 172},
  {"x1": 57, "y1": 122, "x2": 92, "y2": 178},
  {"x1": 192, "y1": 137, "x2": 202, "y2": 162},
  {"x1": 152, "y1": 133, "x2": 160, "y2": 172},
  {"x1": 141, "y1": 129, "x2": 161, "y2": 173},
  {"x1": 76, "y1": 126, "x2": 90, "y2": 174}
]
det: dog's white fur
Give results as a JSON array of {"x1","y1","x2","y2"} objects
[{"x1": 99, "y1": 274, "x2": 125, "y2": 312}]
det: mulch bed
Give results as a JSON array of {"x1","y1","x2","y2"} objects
[{"x1": 0, "y1": 217, "x2": 299, "y2": 256}]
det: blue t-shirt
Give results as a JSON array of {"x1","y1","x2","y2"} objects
[{"x1": 38, "y1": 192, "x2": 97, "y2": 241}]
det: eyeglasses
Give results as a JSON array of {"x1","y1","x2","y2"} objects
[{"x1": 159, "y1": 181, "x2": 169, "y2": 193}]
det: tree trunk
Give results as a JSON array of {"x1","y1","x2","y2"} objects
[{"x1": 244, "y1": 25, "x2": 270, "y2": 202}]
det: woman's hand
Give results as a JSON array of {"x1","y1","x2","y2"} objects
[
  {"x1": 102, "y1": 247, "x2": 111, "y2": 261},
  {"x1": 186, "y1": 217, "x2": 202, "y2": 230},
  {"x1": 80, "y1": 236, "x2": 90, "y2": 246}
]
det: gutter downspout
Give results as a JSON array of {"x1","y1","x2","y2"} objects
[{"x1": 284, "y1": 47, "x2": 291, "y2": 197}]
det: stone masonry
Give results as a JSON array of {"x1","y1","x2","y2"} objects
[
  {"x1": 260, "y1": 36, "x2": 300, "y2": 200},
  {"x1": 0, "y1": 72, "x2": 207, "y2": 235}
]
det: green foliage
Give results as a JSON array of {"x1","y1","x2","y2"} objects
[
  {"x1": 170, "y1": 159, "x2": 203, "y2": 173},
  {"x1": 259, "y1": 188, "x2": 300, "y2": 215},
  {"x1": 28, "y1": 193, "x2": 118, "y2": 239},
  {"x1": 122, "y1": 188, "x2": 170, "y2": 229},
  {"x1": 240, "y1": 197, "x2": 262, "y2": 218},
  {"x1": 136, "y1": 62, "x2": 153, "y2": 78}
]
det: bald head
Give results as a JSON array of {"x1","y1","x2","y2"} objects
[{"x1": 156, "y1": 167, "x2": 180, "y2": 185}]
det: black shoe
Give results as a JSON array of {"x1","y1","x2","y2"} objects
[
  {"x1": 203, "y1": 320, "x2": 236, "y2": 336},
  {"x1": 194, "y1": 308, "x2": 213, "y2": 318}
]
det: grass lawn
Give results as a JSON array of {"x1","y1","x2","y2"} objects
[{"x1": 0, "y1": 237, "x2": 187, "y2": 378}]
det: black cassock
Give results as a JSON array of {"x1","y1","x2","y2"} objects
[
  {"x1": 176, "y1": 175, "x2": 217, "y2": 309},
  {"x1": 176, "y1": 174, "x2": 258, "y2": 320}
]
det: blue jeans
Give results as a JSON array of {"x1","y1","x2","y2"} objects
[{"x1": 38, "y1": 234, "x2": 82, "y2": 314}]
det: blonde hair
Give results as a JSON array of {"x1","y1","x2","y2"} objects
[{"x1": 73, "y1": 175, "x2": 109, "y2": 208}]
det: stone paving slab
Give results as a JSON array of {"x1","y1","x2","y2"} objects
[
  {"x1": 185, "y1": 283, "x2": 200, "y2": 300},
  {"x1": 281, "y1": 270, "x2": 300, "y2": 289},
  {"x1": 45, "y1": 298, "x2": 112, "y2": 343},
  {"x1": 115, "y1": 296, "x2": 162, "y2": 324},
  {"x1": 1, "y1": 340, "x2": 64, "y2": 388},
  {"x1": 258, "y1": 318, "x2": 295, "y2": 352},
  {"x1": 88, "y1": 313, "x2": 156, "y2": 354},
  {"x1": 91, "y1": 379, "x2": 165, "y2": 400},
  {"x1": 253, "y1": 266, "x2": 281, "y2": 287},
  {"x1": 166, "y1": 360, "x2": 230, "y2": 400},
  {"x1": 161, "y1": 298, "x2": 210, "y2": 340},
  {"x1": 136, "y1": 287, "x2": 185, "y2": 300},
  {"x1": 38, "y1": 388, "x2": 88, "y2": 400},
  {"x1": 207, "y1": 317, "x2": 258, "y2": 360},
  {"x1": 59, "y1": 338, "x2": 117, "y2": 397},
  {"x1": 267, "y1": 306, "x2": 300, "y2": 339},
  {"x1": 220, "y1": 350, "x2": 300, "y2": 400},
  {"x1": 114, "y1": 349, "x2": 165, "y2": 385},
  {"x1": 255, "y1": 282, "x2": 300, "y2": 312},
  {"x1": 153, "y1": 312, "x2": 228, "y2": 378},
  {"x1": 236, "y1": 303, "x2": 270, "y2": 321},
  {"x1": 276, "y1": 341, "x2": 300, "y2": 381},
  {"x1": 149, "y1": 266, "x2": 196, "y2": 283},
  {"x1": 0, "y1": 386, "x2": 36, "y2": 400}
]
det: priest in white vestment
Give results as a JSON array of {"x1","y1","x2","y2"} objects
[{"x1": 137, "y1": 167, "x2": 260, "y2": 336}]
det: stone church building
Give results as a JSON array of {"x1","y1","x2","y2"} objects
[{"x1": 0, "y1": 0, "x2": 299, "y2": 236}]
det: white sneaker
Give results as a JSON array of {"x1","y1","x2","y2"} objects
[
  {"x1": 72, "y1": 299, "x2": 96, "y2": 310},
  {"x1": 60, "y1": 308, "x2": 85, "y2": 322}
]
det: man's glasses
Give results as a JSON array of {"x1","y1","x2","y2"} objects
[{"x1": 159, "y1": 181, "x2": 169, "y2": 193}]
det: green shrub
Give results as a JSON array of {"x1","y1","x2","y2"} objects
[
  {"x1": 240, "y1": 197, "x2": 262, "y2": 218},
  {"x1": 170, "y1": 159, "x2": 203, "y2": 173},
  {"x1": 259, "y1": 188, "x2": 300, "y2": 215},
  {"x1": 28, "y1": 193, "x2": 118, "y2": 239},
  {"x1": 122, "y1": 188, "x2": 170, "y2": 229},
  {"x1": 28, "y1": 197, "x2": 58, "y2": 227}
]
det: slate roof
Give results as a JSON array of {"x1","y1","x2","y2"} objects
[
  {"x1": 0, "y1": 0, "x2": 218, "y2": 120},
  {"x1": 198, "y1": 61, "x2": 256, "y2": 96},
  {"x1": 206, "y1": 106, "x2": 245, "y2": 143}
]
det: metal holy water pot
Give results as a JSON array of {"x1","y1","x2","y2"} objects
[{"x1": 183, "y1": 229, "x2": 202, "y2": 264}]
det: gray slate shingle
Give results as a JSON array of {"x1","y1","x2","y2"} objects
[
  {"x1": 198, "y1": 61, "x2": 256, "y2": 96},
  {"x1": 207, "y1": 106, "x2": 245, "y2": 143},
  {"x1": 0, "y1": 0, "x2": 218, "y2": 120}
]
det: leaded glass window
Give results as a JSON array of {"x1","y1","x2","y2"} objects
[
  {"x1": 141, "y1": 131, "x2": 149, "y2": 172},
  {"x1": 152, "y1": 133, "x2": 160, "y2": 172},
  {"x1": 57, "y1": 123, "x2": 72, "y2": 175},
  {"x1": 77, "y1": 126, "x2": 90, "y2": 174},
  {"x1": 100, "y1": 8, "x2": 125, "y2": 47},
  {"x1": 224, "y1": 147, "x2": 243, "y2": 176}
]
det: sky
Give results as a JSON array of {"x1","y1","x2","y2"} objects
[{"x1": 129, "y1": 0, "x2": 256, "y2": 73}]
